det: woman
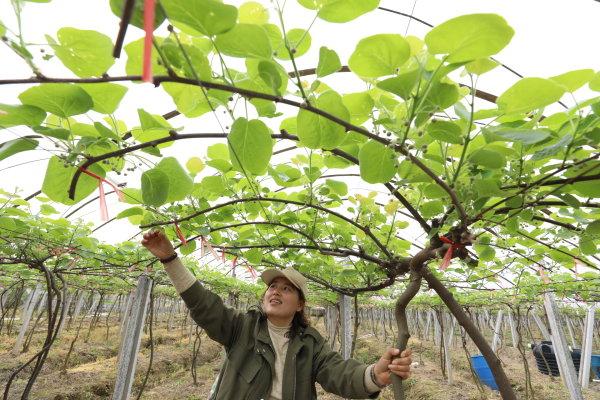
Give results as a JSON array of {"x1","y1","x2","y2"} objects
[{"x1": 142, "y1": 230, "x2": 412, "y2": 399}]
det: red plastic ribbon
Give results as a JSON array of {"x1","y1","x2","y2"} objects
[
  {"x1": 439, "y1": 236, "x2": 461, "y2": 270},
  {"x1": 573, "y1": 258, "x2": 584, "y2": 278},
  {"x1": 174, "y1": 222, "x2": 187, "y2": 245},
  {"x1": 244, "y1": 261, "x2": 257, "y2": 279},
  {"x1": 200, "y1": 236, "x2": 220, "y2": 260},
  {"x1": 538, "y1": 266, "x2": 550, "y2": 284},
  {"x1": 142, "y1": 0, "x2": 156, "y2": 83},
  {"x1": 80, "y1": 168, "x2": 124, "y2": 221}
]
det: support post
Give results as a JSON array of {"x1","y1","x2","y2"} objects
[
  {"x1": 443, "y1": 314, "x2": 455, "y2": 383},
  {"x1": 339, "y1": 294, "x2": 352, "y2": 360},
  {"x1": 12, "y1": 284, "x2": 42, "y2": 355},
  {"x1": 543, "y1": 293, "x2": 583, "y2": 400},
  {"x1": 578, "y1": 304, "x2": 596, "y2": 389},
  {"x1": 491, "y1": 310, "x2": 504, "y2": 353},
  {"x1": 112, "y1": 275, "x2": 152, "y2": 400},
  {"x1": 533, "y1": 311, "x2": 551, "y2": 341},
  {"x1": 566, "y1": 317, "x2": 578, "y2": 349},
  {"x1": 507, "y1": 312, "x2": 519, "y2": 348}
]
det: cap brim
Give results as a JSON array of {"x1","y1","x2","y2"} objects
[{"x1": 261, "y1": 269, "x2": 301, "y2": 291}]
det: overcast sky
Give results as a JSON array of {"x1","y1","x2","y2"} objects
[{"x1": 1, "y1": 0, "x2": 599, "y2": 245}]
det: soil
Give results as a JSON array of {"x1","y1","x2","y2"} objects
[{"x1": 1, "y1": 314, "x2": 598, "y2": 399}]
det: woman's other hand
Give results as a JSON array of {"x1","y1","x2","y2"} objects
[
  {"x1": 141, "y1": 229, "x2": 175, "y2": 260},
  {"x1": 373, "y1": 348, "x2": 412, "y2": 386}
]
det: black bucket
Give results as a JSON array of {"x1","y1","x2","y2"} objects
[{"x1": 530, "y1": 341, "x2": 581, "y2": 376}]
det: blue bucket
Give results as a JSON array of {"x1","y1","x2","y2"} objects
[
  {"x1": 471, "y1": 355, "x2": 499, "y2": 390},
  {"x1": 591, "y1": 355, "x2": 600, "y2": 379}
]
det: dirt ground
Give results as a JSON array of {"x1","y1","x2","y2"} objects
[{"x1": 1, "y1": 315, "x2": 599, "y2": 400}]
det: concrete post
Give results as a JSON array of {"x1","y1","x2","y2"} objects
[
  {"x1": 339, "y1": 295, "x2": 352, "y2": 360},
  {"x1": 112, "y1": 275, "x2": 152, "y2": 400},
  {"x1": 578, "y1": 304, "x2": 596, "y2": 389},
  {"x1": 543, "y1": 293, "x2": 583, "y2": 400},
  {"x1": 12, "y1": 284, "x2": 42, "y2": 355}
]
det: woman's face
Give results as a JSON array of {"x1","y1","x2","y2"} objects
[{"x1": 262, "y1": 277, "x2": 304, "y2": 322}]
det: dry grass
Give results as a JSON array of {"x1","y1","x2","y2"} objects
[{"x1": 1, "y1": 316, "x2": 599, "y2": 399}]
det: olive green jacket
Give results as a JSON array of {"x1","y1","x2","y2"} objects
[{"x1": 180, "y1": 281, "x2": 379, "y2": 400}]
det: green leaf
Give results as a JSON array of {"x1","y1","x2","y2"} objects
[
  {"x1": 465, "y1": 58, "x2": 499, "y2": 75},
  {"x1": 200, "y1": 175, "x2": 226, "y2": 194},
  {"x1": 50, "y1": 28, "x2": 114, "y2": 77},
  {"x1": 550, "y1": 69, "x2": 595, "y2": 92},
  {"x1": 531, "y1": 134, "x2": 572, "y2": 161},
  {"x1": 0, "y1": 137, "x2": 38, "y2": 161},
  {"x1": 572, "y1": 180, "x2": 600, "y2": 197},
  {"x1": 186, "y1": 157, "x2": 205, "y2": 174},
  {"x1": 497, "y1": 78, "x2": 565, "y2": 114},
  {"x1": 316, "y1": 47, "x2": 341, "y2": 77},
  {"x1": 297, "y1": 91, "x2": 350, "y2": 149},
  {"x1": 257, "y1": 60, "x2": 282, "y2": 94},
  {"x1": 228, "y1": 117, "x2": 273, "y2": 175},
  {"x1": 94, "y1": 122, "x2": 119, "y2": 140},
  {"x1": 358, "y1": 140, "x2": 396, "y2": 183},
  {"x1": 474, "y1": 244, "x2": 495, "y2": 262},
  {"x1": 162, "y1": 82, "x2": 227, "y2": 118},
  {"x1": 425, "y1": 82, "x2": 460, "y2": 110},
  {"x1": 116, "y1": 207, "x2": 144, "y2": 219},
  {"x1": 208, "y1": 143, "x2": 229, "y2": 160},
  {"x1": 77, "y1": 83, "x2": 127, "y2": 114},
  {"x1": 473, "y1": 179, "x2": 503, "y2": 197},
  {"x1": 138, "y1": 109, "x2": 171, "y2": 135},
  {"x1": 420, "y1": 200, "x2": 444, "y2": 219},
  {"x1": 0, "y1": 21, "x2": 6, "y2": 36},
  {"x1": 342, "y1": 92, "x2": 374, "y2": 125},
  {"x1": 42, "y1": 156, "x2": 104, "y2": 205},
  {"x1": 141, "y1": 168, "x2": 170, "y2": 207},
  {"x1": 124, "y1": 37, "x2": 167, "y2": 77},
  {"x1": 468, "y1": 148, "x2": 505, "y2": 169},
  {"x1": 239, "y1": 1, "x2": 269, "y2": 24},
  {"x1": 156, "y1": 157, "x2": 194, "y2": 202},
  {"x1": 376, "y1": 68, "x2": 420, "y2": 100},
  {"x1": 325, "y1": 179, "x2": 348, "y2": 196},
  {"x1": 39, "y1": 204, "x2": 59, "y2": 215},
  {"x1": 589, "y1": 72, "x2": 600, "y2": 92},
  {"x1": 214, "y1": 24, "x2": 271, "y2": 58},
  {"x1": 245, "y1": 248, "x2": 263, "y2": 263},
  {"x1": 426, "y1": 120, "x2": 463, "y2": 144},
  {"x1": 161, "y1": 39, "x2": 212, "y2": 80},
  {"x1": 246, "y1": 59, "x2": 288, "y2": 94},
  {"x1": 161, "y1": 0, "x2": 237, "y2": 36},
  {"x1": 110, "y1": 0, "x2": 165, "y2": 30},
  {"x1": 301, "y1": 0, "x2": 380, "y2": 23},
  {"x1": 585, "y1": 220, "x2": 600, "y2": 238},
  {"x1": 579, "y1": 232, "x2": 597, "y2": 255},
  {"x1": 19, "y1": 84, "x2": 93, "y2": 117},
  {"x1": 491, "y1": 128, "x2": 552, "y2": 145},
  {"x1": 0, "y1": 104, "x2": 46, "y2": 127},
  {"x1": 274, "y1": 28, "x2": 311, "y2": 60},
  {"x1": 349, "y1": 34, "x2": 410, "y2": 77},
  {"x1": 180, "y1": 240, "x2": 197, "y2": 256},
  {"x1": 32, "y1": 126, "x2": 70, "y2": 140},
  {"x1": 425, "y1": 14, "x2": 514, "y2": 63}
]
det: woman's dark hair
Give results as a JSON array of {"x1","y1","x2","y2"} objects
[
  {"x1": 288, "y1": 289, "x2": 310, "y2": 338},
  {"x1": 259, "y1": 286, "x2": 310, "y2": 339}
]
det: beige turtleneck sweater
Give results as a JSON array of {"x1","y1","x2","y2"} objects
[{"x1": 163, "y1": 258, "x2": 382, "y2": 397}]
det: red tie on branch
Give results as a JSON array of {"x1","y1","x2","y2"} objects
[
  {"x1": 80, "y1": 168, "x2": 124, "y2": 221},
  {"x1": 439, "y1": 236, "x2": 462, "y2": 270},
  {"x1": 142, "y1": 0, "x2": 156, "y2": 83},
  {"x1": 174, "y1": 222, "x2": 187, "y2": 245}
]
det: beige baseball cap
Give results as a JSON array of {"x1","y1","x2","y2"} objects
[{"x1": 261, "y1": 266, "x2": 308, "y2": 298}]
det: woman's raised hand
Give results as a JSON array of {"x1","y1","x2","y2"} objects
[{"x1": 141, "y1": 230, "x2": 175, "y2": 260}]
